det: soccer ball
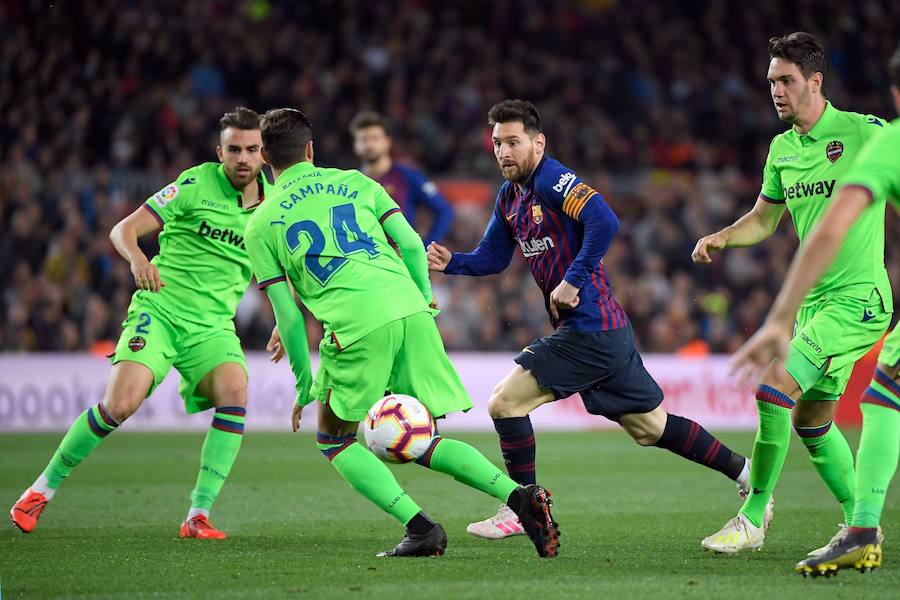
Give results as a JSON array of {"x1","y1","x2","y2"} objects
[{"x1": 364, "y1": 394, "x2": 435, "y2": 463}]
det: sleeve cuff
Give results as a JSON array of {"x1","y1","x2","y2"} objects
[
  {"x1": 759, "y1": 192, "x2": 785, "y2": 204},
  {"x1": 379, "y1": 207, "x2": 402, "y2": 224},
  {"x1": 143, "y1": 203, "x2": 165, "y2": 225},
  {"x1": 257, "y1": 275, "x2": 287, "y2": 290}
]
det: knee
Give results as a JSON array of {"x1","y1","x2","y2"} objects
[
  {"x1": 791, "y1": 402, "x2": 836, "y2": 428},
  {"x1": 102, "y1": 391, "x2": 143, "y2": 423},
  {"x1": 621, "y1": 419, "x2": 660, "y2": 446},
  {"x1": 488, "y1": 383, "x2": 519, "y2": 419},
  {"x1": 214, "y1": 383, "x2": 247, "y2": 409}
]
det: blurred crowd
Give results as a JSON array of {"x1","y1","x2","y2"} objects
[{"x1": 1, "y1": 0, "x2": 899, "y2": 354}]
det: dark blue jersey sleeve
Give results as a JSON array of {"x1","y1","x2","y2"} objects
[
  {"x1": 445, "y1": 191, "x2": 515, "y2": 276},
  {"x1": 405, "y1": 167, "x2": 454, "y2": 245},
  {"x1": 534, "y1": 160, "x2": 620, "y2": 288}
]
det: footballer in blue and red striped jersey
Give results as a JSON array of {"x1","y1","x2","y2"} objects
[
  {"x1": 350, "y1": 111, "x2": 453, "y2": 245},
  {"x1": 429, "y1": 100, "x2": 749, "y2": 541}
]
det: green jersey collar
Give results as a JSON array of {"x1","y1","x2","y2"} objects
[
  {"x1": 800, "y1": 101, "x2": 837, "y2": 142},
  {"x1": 275, "y1": 161, "x2": 316, "y2": 185}
]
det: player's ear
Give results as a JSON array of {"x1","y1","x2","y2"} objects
[
  {"x1": 810, "y1": 71, "x2": 824, "y2": 95},
  {"x1": 216, "y1": 145, "x2": 224, "y2": 162},
  {"x1": 306, "y1": 140, "x2": 314, "y2": 162},
  {"x1": 261, "y1": 146, "x2": 271, "y2": 166},
  {"x1": 533, "y1": 132, "x2": 546, "y2": 154}
]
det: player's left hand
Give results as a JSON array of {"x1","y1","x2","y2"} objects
[
  {"x1": 549, "y1": 280, "x2": 580, "y2": 320},
  {"x1": 729, "y1": 319, "x2": 792, "y2": 382},
  {"x1": 291, "y1": 403, "x2": 303, "y2": 432},
  {"x1": 267, "y1": 326, "x2": 284, "y2": 363}
]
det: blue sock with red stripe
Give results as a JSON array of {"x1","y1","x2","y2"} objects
[
  {"x1": 796, "y1": 419, "x2": 856, "y2": 523},
  {"x1": 492, "y1": 417, "x2": 536, "y2": 485},
  {"x1": 189, "y1": 406, "x2": 246, "y2": 513},
  {"x1": 654, "y1": 414, "x2": 746, "y2": 480},
  {"x1": 740, "y1": 384, "x2": 795, "y2": 528},
  {"x1": 39, "y1": 402, "x2": 120, "y2": 494}
]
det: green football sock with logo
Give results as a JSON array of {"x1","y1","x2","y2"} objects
[
  {"x1": 188, "y1": 407, "x2": 246, "y2": 514},
  {"x1": 34, "y1": 403, "x2": 120, "y2": 497},
  {"x1": 415, "y1": 436, "x2": 520, "y2": 502},
  {"x1": 740, "y1": 385, "x2": 794, "y2": 528},
  {"x1": 795, "y1": 420, "x2": 855, "y2": 523},
  {"x1": 318, "y1": 432, "x2": 422, "y2": 525}
]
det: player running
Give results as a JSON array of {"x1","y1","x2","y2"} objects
[
  {"x1": 350, "y1": 111, "x2": 453, "y2": 244},
  {"x1": 427, "y1": 99, "x2": 753, "y2": 540},
  {"x1": 10, "y1": 107, "x2": 275, "y2": 539},
  {"x1": 245, "y1": 108, "x2": 559, "y2": 558},
  {"x1": 693, "y1": 32, "x2": 891, "y2": 554},
  {"x1": 731, "y1": 43, "x2": 900, "y2": 577}
]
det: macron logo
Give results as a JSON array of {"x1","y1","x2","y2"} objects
[
  {"x1": 198, "y1": 220, "x2": 246, "y2": 249},
  {"x1": 517, "y1": 236, "x2": 555, "y2": 258},
  {"x1": 552, "y1": 172, "x2": 577, "y2": 194}
]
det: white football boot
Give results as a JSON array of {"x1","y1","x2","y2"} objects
[{"x1": 466, "y1": 504, "x2": 525, "y2": 539}]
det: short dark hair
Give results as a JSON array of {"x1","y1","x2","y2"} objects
[
  {"x1": 768, "y1": 32, "x2": 828, "y2": 88},
  {"x1": 349, "y1": 110, "x2": 390, "y2": 135},
  {"x1": 487, "y1": 100, "x2": 542, "y2": 134},
  {"x1": 259, "y1": 108, "x2": 314, "y2": 170},
  {"x1": 890, "y1": 42, "x2": 900, "y2": 89},
  {"x1": 219, "y1": 106, "x2": 260, "y2": 132}
]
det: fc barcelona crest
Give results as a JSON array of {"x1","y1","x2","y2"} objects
[
  {"x1": 532, "y1": 204, "x2": 544, "y2": 224},
  {"x1": 826, "y1": 140, "x2": 844, "y2": 163}
]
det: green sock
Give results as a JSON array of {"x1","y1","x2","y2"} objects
[
  {"x1": 318, "y1": 432, "x2": 421, "y2": 525},
  {"x1": 851, "y1": 377, "x2": 900, "y2": 528},
  {"x1": 796, "y1": 420, "x2": 855, "y2": 523},
  {"x1": 740, "y1": 385, "x2": 794, "y2": 528},
  {"x1": 416, "y1": 436, "x2": 520, "y2": 503},
  {"x1": 42, "y1": 403, "x2": 119, "y2": 489},
  {"x1": 189, "y1": 407, "x2": 246, "y2": 511}
]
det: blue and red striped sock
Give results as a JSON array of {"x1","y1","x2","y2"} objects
[
  {"x1": 654, "y1": 413, "x2": 746, "y2": 480},
  {"x1": 493, "y1": 416, "x2": 536, "y2": 486}
]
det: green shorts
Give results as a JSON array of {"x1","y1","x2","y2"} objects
[
  {"x1": 310, "y1": 311, "x2": 473, "y2": 422},
  {"x1": 786, "y1": 289, "x2": 890, "y2": 399},
  {"x1": 878, "y1": 327, "x2": 900, "y2": 368},
  {"x1": 111, "y1": 295, "x2": 248, "y2": 414}
]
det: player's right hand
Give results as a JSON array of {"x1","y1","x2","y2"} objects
[
  {"x1": 291, "y1": 403, "x2": 303, "y2": 432},
  {"x1": 691, "y1": 233, "x2": 727, "y2": 264},
  {"x1": 427, "y1": 242, "x2": 452, "y2": 272},
  {"x1": 267, "y1": 326, "x2": 285, "y2": 363},
  {"x1": 130, "y1": 257, "x2": 165, "y2": 292},
  {"x1": 729, "y1": 319, "x2": 792, "y2": 383}
]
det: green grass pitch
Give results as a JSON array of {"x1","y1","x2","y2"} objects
[{"x1": 0, "y1": 430, "x2": 896, "y2": 598}]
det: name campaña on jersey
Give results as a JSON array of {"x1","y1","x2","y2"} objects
[{"x1": 784, "y1": 178, "x2": 836, "y2": 201}]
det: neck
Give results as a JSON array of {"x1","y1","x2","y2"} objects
[
  {"x1": 364, "y1": 154, "x2": 392, "y2": 179},
  {"x1": 792, "y1": 97, "x2": 827, "y2": 135},
  {"x1": 272, "y1": 159, "x2": 312, "y2": 182},
  {"x1": 240, "y1": 177, "x2": 261, "y2": 209}
]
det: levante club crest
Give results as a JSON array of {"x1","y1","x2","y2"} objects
[
  {"x1": 826, "y1": 140, "x2": 844, "y2": 163},
  {"x1": 532, "y1": 204, "x2": 544, "y2": 224}
]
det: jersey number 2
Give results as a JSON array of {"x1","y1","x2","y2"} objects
[{"x1": 285, "y1": 203, "x2": 379, "y2": 286}]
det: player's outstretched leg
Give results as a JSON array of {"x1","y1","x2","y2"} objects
[
  {"x1": 795, "y1": 367, "x2": 899, "y2": 576},
  {"x1": 416, "y1": 435, "x2": 560, "y2": 557},
  {"x1": 182, "y1": 364, "x2": 248, "y2": 540},
  {"x1": 10, "y1": 361, "x2": 149, "y2": 533},
  {"x1": 316, "y1": 402, "x2": 445, "y2": 557},
  {"x1": 469, "y1": 366, "x2": 554, "y2": 539},
  {"x1": 702, "y1": 367, "x2": 798, "y2": 553}
]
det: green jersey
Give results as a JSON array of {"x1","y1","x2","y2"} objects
[
  {"x1": 245, "y1": 161, "x2": 431, "y2": 348},
  {"x1": 841, "y1": 118, "x2": 900, "y2": 210},
  {"x1": 760, "y1": 102, "x2": 891, "y2": 307},
  {"x1": 141, "y1": 162, "x2": 270, "y2": 324}
]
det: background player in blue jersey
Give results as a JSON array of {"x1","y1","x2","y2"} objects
[
  {"x1": 350, "y1": 111, "x2": 454, "y2": 245},
  {"x1": 428, "y1": 100, "x2": 754, "y2": 539}
]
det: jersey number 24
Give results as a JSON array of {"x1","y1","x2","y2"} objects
[{"x1": 285, "y1": 203, "x2": 379, "y2": 285}]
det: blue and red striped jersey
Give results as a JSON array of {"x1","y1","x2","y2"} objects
[
  {"x1": 371, "y1": 163, "x2": 453, "y2": 245},
  {"x1": 445, "y1": 155, "x2": 627, "y2": 331}
]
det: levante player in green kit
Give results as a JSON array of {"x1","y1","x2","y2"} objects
[
  {"x1": 694, "y1": 32, "x2": 891, "y2": 554},
  {"x1": 733, "y1": 43, "x2": 900, "y2": 576},
  {"x1": 10, "y1": 108, "x2": 275, "y2": 539},
  {"x1": 245, "y1": 108, "x2": 559, "y2": 558}
]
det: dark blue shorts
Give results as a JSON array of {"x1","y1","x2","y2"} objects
[{"x1": 514, "y1": 324, "x2": 663, "y2": 421}]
